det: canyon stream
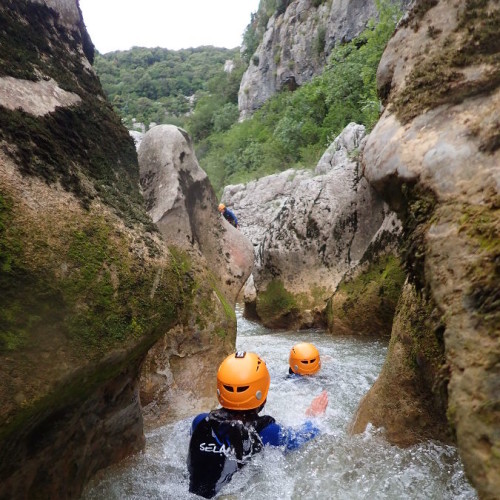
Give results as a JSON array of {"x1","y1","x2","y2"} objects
[{"x1": 82, "y1": 305, "x2": 477, "y2": 499}]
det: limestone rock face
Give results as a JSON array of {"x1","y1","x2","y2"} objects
[
  {"x1": 351, "y1": 282, "x2": 450, "y2": 445},
  {"x1": 137, "y1": 125, "x2": 254, "y2": 425},
  {"x1": 355, "y1": 0, "x2": 500, "y2": 497},
  {"x1": 239, "y1": 0, "x2": 408, "y2": 119},
  {"x1": 138, "y1": 124, "x2": 254, "y2": 304},
  {"x1": 222, "y1": 168, "x2": 312, "y2": 253},
  {"x1": 0, "y1": 2, "x2": 244, "y2": 498},
  {"x1": 223, "y1": 123, "x2": 402, "y2": 329}
]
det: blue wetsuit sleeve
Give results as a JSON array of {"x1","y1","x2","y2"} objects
[
  {"x1": 259, "y1": 422, "x2": 286, "y2": 447},
  {"x1": 191, "y1": 413, "x2": 209, "y2": 434},
  {"x1": 259, "y1": 420, "x2": 320, "y2": 451},
  {"x1": 225, "y1": 209, "x2": 238, "y2": 225}
]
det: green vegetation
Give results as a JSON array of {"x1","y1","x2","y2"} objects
[
  {"x1": 91, "y1": 1, "x2": 401, "y2": 196},
  {"x1": 256, "y1": 279, "x2": 298, "y2": 326},
  {"x1": 458, "y1": 203, "x2": 500, "y2": 332},
  {"x1": 94, "y1": 46, "x2": 243, "y2": 129},
  {"x1": 194, "y1": 0, "x2": 402, "y2": 194},
  {"x1": 0, "y1": 200, "x2": 180, "y2": 354},
  {"x1": 327, "y1": 254, "x2": 406, "y2": 335}
]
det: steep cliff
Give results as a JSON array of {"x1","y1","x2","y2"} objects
[
  {"x1": 0, "y1": 1, "x2": 243, "y2": 498},
  {"x1": 239, "y1": 0, "x2": 409, "y2": 118},
  {"x1": 353, "y1": 0, "x2": 500, "y2": 497}
]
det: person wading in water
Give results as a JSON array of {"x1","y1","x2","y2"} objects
[
  {"x1": 187, "y1": 351, "x2": 328, "y2": 498},
  {"x1": 288, "y1": 342, "x2": 321, "y2": 377}
]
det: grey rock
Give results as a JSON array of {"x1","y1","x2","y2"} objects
[
  {"x1": 223, "y1": 123, "x2": 401, "y2": 327},
  {"x1": 357, "y1": 0, "x2": 500, "y2": 495},
  {"x1": 239, "y1": 0, "x2": 409, "y2": 119},
  {"x1": 138, "y1": 124, "x2": 254, "y2": 304}
]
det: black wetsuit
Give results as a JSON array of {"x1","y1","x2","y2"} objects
[{"x1": 187, "y1": 408, "x2": 274, "y2": 498}]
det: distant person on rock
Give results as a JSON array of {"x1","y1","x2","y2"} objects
[
  {"x1": 187, "y1": 351, "x2": 328, "y2": 498},
  {"x1": 288, "y1": 342, "x2": 321, "y2": 377},
  {"x1": 218, "y1": 203, "x2": 238, "y2": 228}
]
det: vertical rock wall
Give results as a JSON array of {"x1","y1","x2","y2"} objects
[
  {"x1": 137, "y1": 125, "x2": 254, "y2": 426},
  {"x1": 239, "y1": 0, "x2": 410, "y2": 118},
  {"x1": 356, "y1": 0, "x2": 500, "y2": 496},
  {"x1": 0, "y1": 2, "x2": 247, "y2": 498},
  {"x1": 223, "y1": 123, "x2": 403, "y2": 331}
]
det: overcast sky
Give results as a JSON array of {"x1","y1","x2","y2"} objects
[{"x1": 79, "y1": 0, "x2": 261, "y2": 54}]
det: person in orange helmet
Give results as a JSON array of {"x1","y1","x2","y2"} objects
[
  {"x1": 187, "y1": 351, "x2": 328, "y2": 498},
  {"x1": 218, "y1": 202, "x2": 239, "y2": 228},
  {"x1": 288, "y1": 342, "x2": 321, "y2": 376}
]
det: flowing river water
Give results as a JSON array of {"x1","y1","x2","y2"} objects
[{"x1": 83, "y1": 306, "x2": 477, "y2": 499}]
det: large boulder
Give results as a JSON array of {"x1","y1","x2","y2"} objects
[
  {"x1": 223, "y1": 123, "x2": 404, "y2": 330},
  {"x1": 139, "y1": 125, "x2": 254, "y2": 305},
  {"x1": 354, "y1": 0, "x2": 500, "y2": 497},
  {"x1": 137, "y1": 125, "x2": 254, "y2": 425}
]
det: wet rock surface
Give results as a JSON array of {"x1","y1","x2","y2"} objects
[{"x1": 355, "y1": 0, "x2": 500, "y2": 496}]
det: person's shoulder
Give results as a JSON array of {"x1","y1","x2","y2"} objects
[
  {"x1": 286, "y1": 372, "x2": 307, "y2": 382},
  {"x1": 191, "y1": 412, "x2": 209, "y2": 433},
  {"x1": 258, "y1": 417, "x2": 284, "y2": 446},
  {"x1": 256, "y1": 414, "x2": 275, "y2": 429}
]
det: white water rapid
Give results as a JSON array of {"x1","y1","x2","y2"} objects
[{"x1": 82, "y1": 306, "x2": 477, "y2": 499}]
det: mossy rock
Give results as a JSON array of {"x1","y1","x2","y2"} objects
[
  {"x1": 256, "y1": 279, "x2": 300, "y2": 328},
  {"x1": 0, "y1": 181, "x2": 230, "y2": 437},
  {"x1": 392, "y1": 0, "x2": 500, "y2": 125},
  {"x1": 351, "y1": 282, "x2": 451, "y2": 445},
  {"x1": 327, "y1": 254, "x2": 406, "y2": 335}
]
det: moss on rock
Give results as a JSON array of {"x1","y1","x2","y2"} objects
[
  {"x1": 327, "y1": 254, "x2": 406, "y2": 336},
  {"x1": 458, "y1": 202, "x2": 500, "y2": 334},
  {"x1": 351, "y1": 282, "x2": 451, "y2": 445},
  {"x1": 0, "y1": 1, "x2": 238, "y2": 496},
  {"x1": 392, "y1": 0, "x2": 500, "y2": 125},
  {"x1": 0, "y1": 191, "x2": 176, "y2": 357},
  {"x1": 256, "y1": 279, "x2": 299, "y2": 328},
  {"x1": 0, "y1": 1, "x2": 96, "y2": 92}
]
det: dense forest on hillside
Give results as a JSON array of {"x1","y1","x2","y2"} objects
[
  {"x1": 93, "y1": 0, "x2": 401, "y2": 196},
  {"x1": 197, "y1": 0, "x2": 401, "y2": 195},
  {"x1": 94, "y1": 46, "x2": 241, "y2": 128}
]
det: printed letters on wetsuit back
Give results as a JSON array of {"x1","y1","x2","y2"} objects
[{"x1": 187, "y1": 409, "x2": 275, "y2": 498}]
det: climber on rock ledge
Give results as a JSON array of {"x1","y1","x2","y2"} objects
[{"x1": 218, "y1": 203, "x2": 239, "y2": 228}]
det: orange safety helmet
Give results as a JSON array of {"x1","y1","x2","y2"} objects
[
  {"x1": 218, "y1": 203, "x2": 225, "y2": 212},
  {"x1": 217, "y1": 351, "x2": 270, "y2": 410},
  {"x1": 289, "y1": 342, "x2": 321, "y2": 375}
]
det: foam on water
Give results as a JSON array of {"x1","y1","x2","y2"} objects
[{"x1": 82, "y1": 307, "x2": 477, "y2": 499}]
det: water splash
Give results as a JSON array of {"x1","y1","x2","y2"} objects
[{"x1": 82, "y1": 308, "x2": 477, "y2": 499}]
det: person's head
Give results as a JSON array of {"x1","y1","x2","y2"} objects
[
  {"x1": 218, "y1": 203, "x2": 225, "y2": 213},
  {"x1": 217, "y1": 351, "x2": 270, "y2": 411},
  {"x1": 289, "y1": 342, "x2": 321, "y2": 375}
]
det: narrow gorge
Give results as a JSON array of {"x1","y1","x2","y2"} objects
[{"x1": 0, "y1": 0, "x2": 498, "y2": 499}]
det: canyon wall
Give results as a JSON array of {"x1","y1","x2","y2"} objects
[
  {"x1": 0, "y1": 1, "x2": 249, "y2": 497},
  {"x1": 223, "y1": 123, "x2": 404, "y2": 331},
  {"x1": 352, "y1": 0, "x2": 499, "y2": 497},
  {"x1": 239, "y1": 0, "x2": 410, "y2": 118}
]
